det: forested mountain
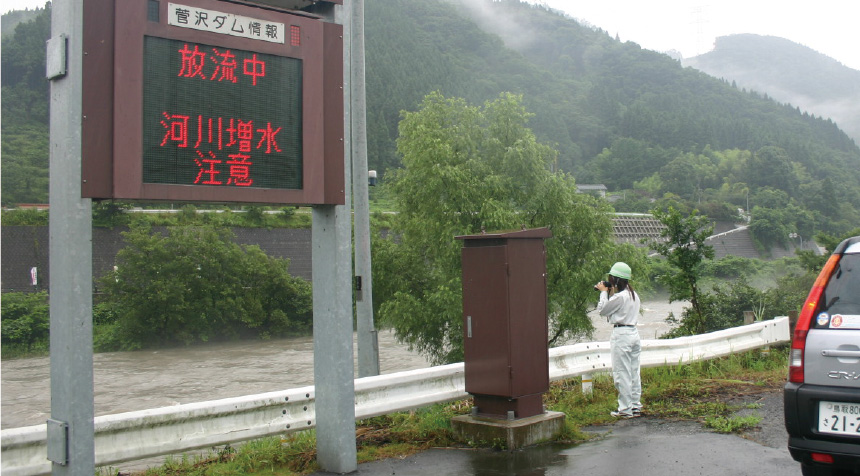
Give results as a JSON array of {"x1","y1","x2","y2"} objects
[
  {"x1": 684, "y1": 34, "x2": 860, "y2": 143},
  {"x1": 3, "y1": 0, "x2": 860, "y2": 240},
  {"x1": 1, "y1": 6, "x2": 43, "y2": 39},
  {"x1": 1, "y1": 4, "x2": 50, "y2": 205}
]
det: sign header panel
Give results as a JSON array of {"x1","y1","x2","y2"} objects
[{"x1": 167, "y1": 3, "x2": 286, "y2": 43}]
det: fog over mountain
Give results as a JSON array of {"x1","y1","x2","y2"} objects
[{"x1": 684, "y1": 34, "x2": 860, "y2": 144}]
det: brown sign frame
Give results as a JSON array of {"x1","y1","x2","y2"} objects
[{"x1": 82, "y1": 0, "x2": 344, "y2": 205}]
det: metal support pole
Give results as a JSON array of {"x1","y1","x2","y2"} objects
[
  {"x1": 47, "y1": 0, "x2": 95, "y2": 474},
  {"x1": 310, "y1": 2, "x2": 357, "y2": 473},
  {"x1": 351, "y1": 0, "x2": 380, "y2": 378},
  {"x1": 311, "y1": 206, "x2": 357, "y2": 473}
]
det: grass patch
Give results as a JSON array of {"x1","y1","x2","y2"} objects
[
  {"x1": 105, "y1": 347, "x2": 788, "y2": 476},
  {"x1": 704, "y1": 414, "x2": 762, "y2": 434},
  {"x1": 104, "y1": 432, "x2": 319, "y2": 476},
  {"x1": 355, "y1": 401, "x2": 466, "y2": 453}
]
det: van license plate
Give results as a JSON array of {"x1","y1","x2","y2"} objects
[{"x1": 818, "y1": 401, "x2": 860, "y2": 436}]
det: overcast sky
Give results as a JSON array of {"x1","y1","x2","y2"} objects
[
  {"x1": 531, "y1": 0, "x2": 860, "y2": 70},
  {"x1": 4, "y1": 0, "x2": 859, "y2": 70}
]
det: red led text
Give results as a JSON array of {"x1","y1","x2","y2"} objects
[
  {"x1": 160, "y1": 112, "x2": 286, "y2": 187},
  {"x1": 177, "y1": 43, "x2": 266, "y2": 86}
]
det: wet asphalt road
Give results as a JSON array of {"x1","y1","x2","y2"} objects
[
  {"x1": 319, "y1": 428, "x2": 797, "y2": 476},
  {"x1": 312, "y1": 392, "x2": 801, "y2": 476}
]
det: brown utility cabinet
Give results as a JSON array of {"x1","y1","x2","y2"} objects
[{"x1": 456, "y1": 227, "x2": 551, "y2": 419}]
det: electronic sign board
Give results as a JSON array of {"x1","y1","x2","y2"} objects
[{"x1": 82, "y1": 0, "x2": 344, "y2": 205}]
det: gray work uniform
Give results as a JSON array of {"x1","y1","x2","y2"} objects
[{"x1": 598, "y1": 288, "x2": 642, "y2": 415}]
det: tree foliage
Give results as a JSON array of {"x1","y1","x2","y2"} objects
[
  {"x1": 1, "y1": 291, "x2": 49, "y2": 352},
  {"x1": 98, "y1": 224, "x2": 312, "y2": 349},
  {"x1": 373, "y1": 92, "x2": 646, "y2": 364},
  {"x1": 665, "y1": 273, "x2": 813, "y2": 337},
  {"x1": 649, "y1": 206, "x2": 715, "y2": 335}
]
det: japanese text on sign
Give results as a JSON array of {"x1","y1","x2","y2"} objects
[
  {"x1": 168, "y1": 2, "x2": 285, "y2": 44},
  {"x1": 176, "y1": 43, "x2": 267, "y2": 85},
  {"x1": 142, "y1": 36, "x2": 303, "y2": 190}
]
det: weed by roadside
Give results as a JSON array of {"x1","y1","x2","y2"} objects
[{"x1": 704, "y1": 414, "x2": 763, "y2": 434}]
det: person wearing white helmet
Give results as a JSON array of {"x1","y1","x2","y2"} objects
[{"x1": 595, "y1": 262, "x2": 642, "y2": 418}]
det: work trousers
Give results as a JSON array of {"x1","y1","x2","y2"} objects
[{"x1": 610, "y1": 326, "x2": 642, "y2": 414}]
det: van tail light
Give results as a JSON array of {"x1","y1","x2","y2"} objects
[
  {"x1": 789, "y1": 254, "x2": 841, "y2": 383},
  {"x1": 811, "y1": 453, "x2": 834, "y2": 464}
]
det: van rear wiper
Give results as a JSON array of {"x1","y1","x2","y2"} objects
[{"x1": 823, "y1": 296, "x2": 840, "y2": 310}]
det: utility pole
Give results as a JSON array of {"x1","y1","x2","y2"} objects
[{"x1": 351, "y1": 0, "x2": 380, "y2": 378}]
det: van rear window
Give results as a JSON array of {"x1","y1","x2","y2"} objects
[{"x1": 813, "y1": 254, "x2": 860, "y2": 329}]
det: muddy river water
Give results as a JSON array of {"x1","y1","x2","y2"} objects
[{"x1": 1, "y1": 300, "x2": 686, "y2": 430}]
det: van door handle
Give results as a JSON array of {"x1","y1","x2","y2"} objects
[{"x1": 821, "y1": 350, "x2": 860, "y2": 357}]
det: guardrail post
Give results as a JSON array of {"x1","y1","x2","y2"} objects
[{"x1": 581, "y1": 373, "x2": 593, "y2": 396}]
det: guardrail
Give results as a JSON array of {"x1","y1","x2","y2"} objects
[{"x1": 1, "y1": 317, "x2": 790, "y2": 476}]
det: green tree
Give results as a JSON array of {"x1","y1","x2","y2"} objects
[
  {"x1": 373, "y1": 92, "x2": 646, "y2": 365},
  {"x1": 650, "y1": 206, "x2": 714, "y2": 334},
  {"x1": 99, "y1": 224, "x2": 312, "y2": 349},
  {"x1": 1, "y1": 291, "x2": 49, "y2": 351},
  {"x1": 1, "y1": 123, "x2": 49, "y2": 205},
  {"x1": 92, "y1": 201, "x2": 132, "y2": 228},
  {"x1": 633, "y1": 173, "x2": 663, "y2": 198},
  {"x1": 747, "y1": 146, "x2": 797, "y2": 191},
  {"x1": 659, "y1": 152, "x2": 718, "y2": 202},
  {"x1": 798, "y1": 178, "x2": 839, "y2": 217},
  {"x1": 748, "y1": 206, "x2": 791, "y2": 248},
  {"x1": 700, "y1": 278, "x2": 762, "y2": 330},
  {"x1": 751, "y1": 187, "x2": 790, "y2": 209}
]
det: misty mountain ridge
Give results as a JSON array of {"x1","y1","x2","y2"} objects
[
  {"x1": 1, "y1": 5, "x2": 44, "y2": 38},
  {"x1": 683, "y1": 34, "x2": 860, "y2": 143},
  {"x1": 457, "y1": 5, "x2": 860, "y2": 143}
]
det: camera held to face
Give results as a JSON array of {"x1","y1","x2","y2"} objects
[{"x1": 593, "y1": 280, "x2": 611, "y2": 291}]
